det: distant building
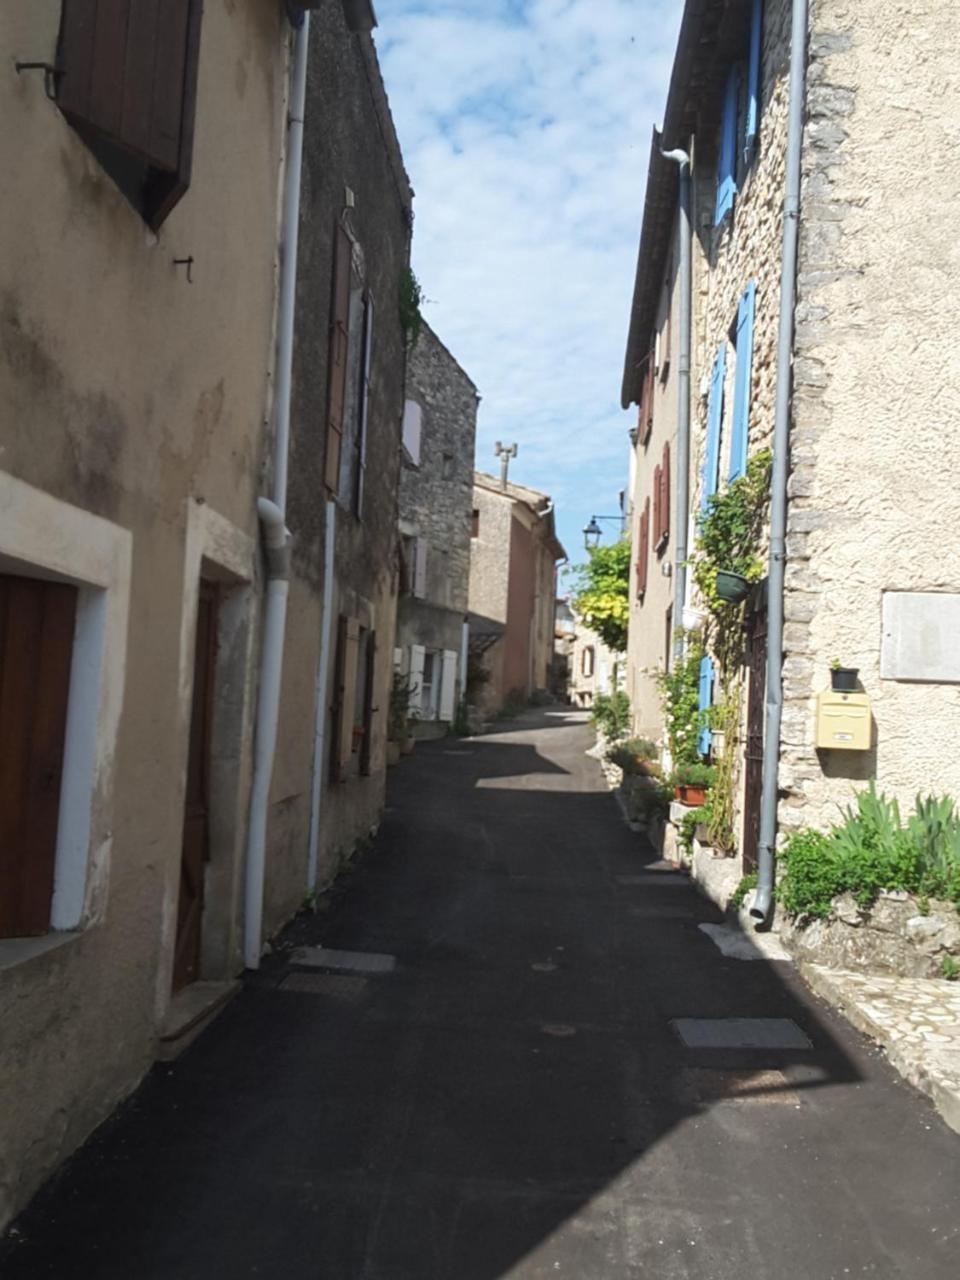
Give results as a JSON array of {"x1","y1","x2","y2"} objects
[
  {"x1": 467, "y1": 474, "x2": 566, "y2": 714},
  {"x1": 569, "y1": 622, "x2": 619, "y2": 710},
  {"x1": 396, "y1": 324, "x2": 479, "y2": 736}
]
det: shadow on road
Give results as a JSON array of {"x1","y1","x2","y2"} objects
[{"x1": 2, "y1": 711, "x2": 957, "y2": 1278}]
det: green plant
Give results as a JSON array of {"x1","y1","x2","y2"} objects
[
  {"x1": 729, "y1": 872, "x2": 759, "y2": 911},
  {"x1": 656, "y1": 639, "x2": 705, "y2": 768},
  {"x1": 780, "y1": 785, "x2": 960, "y2": 920},
  {"x1": 591, "y1": 690, "x2": 631, "y2": 740},
  {"x1": 941, "y1": 956, "x2": 959, "y2": 982},
  {"x1": 571, "y1": 539, "x2": 631, "y2": 653},
  {"x1": 606, "y1": 737, "x2": 658, "y2": 773},
  {"x1": 671, "y1": 762, "x2": 716, "y2": 789},
  {"x1": 499, "y1": 688, "x2": 529, "y2": 718},
  {"x1": 706, "y1": 687, "x2": 740, "y2": 852},
  {"x1": 693, "y1": 448, "x2": 772, "y2": 616},
  {"x1": 830, "y1": 657, "x2": 841, "y2": 672},
  {"x1": 388, "y1": 671, "x2": 416, "y2": 741},
  {"x1": 399, "y1": 266, "x2": 424, "y2": 347},
  {"x1": 452, "y1": 697, "x2": 470, "y2": 737}
]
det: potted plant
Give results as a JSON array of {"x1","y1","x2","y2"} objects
[
  {"x1": 830, "y1": 658, "x2": 859, "y2": 692},
  {"x1": 672, "y1": 762, "x2": 716, "y2": 807},
  {"x1": 388, "y1": 671, "x2": 416, "y2": 762},
  {"x1": 715, "y1": 569, "x2": 752, "y2": 604},
  {"x1": 681, "y1": 605, "x2": 706, "y2": 632}
]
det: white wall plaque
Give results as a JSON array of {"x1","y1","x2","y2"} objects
[{"x1": 881, "y1": 592, "x2": 960, "y2": 683}]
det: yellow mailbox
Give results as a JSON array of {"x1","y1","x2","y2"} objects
[{"x1": 816, "y1": 691, "x2": 871, "y2": 751}]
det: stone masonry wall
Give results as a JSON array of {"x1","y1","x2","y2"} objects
[{"x1": 780, "y1": 0, "x2": 960, "y2": 832}]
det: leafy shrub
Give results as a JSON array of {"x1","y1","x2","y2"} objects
[
  {"x1": 780, "y1": 785, "x2": 960, "y2": 920},
  {"x1": 606, "y1": 737, "x2": 659, "y2": 774},
  {"x1": 693, "y1": 449, "x2": 772, "y2": 614},
  {"x1": 671, "y1": 762, "x2": 716, "y2": 789},
  {"x1": 656, "y1": 641, "x2": 705, "y2": 768},
  {"x1": 591, "y1": 691, "x2": 631, "y2": 740},
  {"x1": 729, "y1": 872, "x2": 758, "y2": 911}
]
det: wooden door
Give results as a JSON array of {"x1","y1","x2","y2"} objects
[
  {"x1": 173, "y1": 583, "x2": 218, "y2": 991},
  {"x1": 741, "y1": 606, "x2": 767, "y2": 874},
  {"x1": 0, "y1": 575, "x2": 77, "y2": 938}
]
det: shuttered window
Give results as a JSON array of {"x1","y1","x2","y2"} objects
[
  {"x1": 715, "y1": 66, "x2": 740, "y2": 225},
  {"x1": 325, "y1": 224, "x2": 353, "y2": 494},
  {"x1": 652, "y1": 464, "x2": 662, "y2": 557},
  {"x1": 745, "y1": 0, "x2": 763, "y2": 165},
  {"x1": 57, "y1": 0, "x2": 203, "y2": 229},
  {"x1": 697, "y1": 657, "x2": 714, "y2": 756},
  {"x1": 636, "y1": 499, "x2": 650, "y2": 598},
  {"x1": 0, "y1": 575, "x2": 78, "y2": 938},
  {"x1": 354, "y1": 293, "x2": 374, "y2": 518},
  {"x1": 638, "y1": 347, "x2": 655, "y2": 444},
  {"x1": 702, "y1": 344, "x2": 726, "y2": 511},
  {"x1": 359, "y1": 631, "x2": 377, "y2": 776},
  {"x1": 729, "y1": 283, "x2": 757, "y2": 481},
  {"x1": 658, "y1": 442, "x2": 671, "y2": 550}
]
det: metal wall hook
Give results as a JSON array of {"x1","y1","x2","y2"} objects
[
  {"x1": 15, "y1": 61, "x2": 62, "y2": 100},
  {"x1": 173, "y1": 256, "x2": 194, "y2": 284}
]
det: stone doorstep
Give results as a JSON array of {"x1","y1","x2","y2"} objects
[
  {"x1": 157, "y1": 980, "x2": 242, "y2": 1062},
  {"x1": 800, "y1": 964, "x2": 960, "y2": 1137}
]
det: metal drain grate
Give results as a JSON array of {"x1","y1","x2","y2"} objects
[
  {"x1": 671, "y1": 1018, "x2": 812, "y2": 1050},
  {"x1": 290, "y1": 946, "x2": 396, "y2": 975},
  {"x1": 279, "y1": 973, "x2": 369, "y2": 1000}
]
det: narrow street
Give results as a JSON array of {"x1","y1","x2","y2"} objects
[{"x1": 3, "y1": 710, "x2": 957, "y2": 1280}]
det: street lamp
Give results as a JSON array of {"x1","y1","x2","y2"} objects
[{"x1": 582, "y1": 514, "x2": 623, "y2": 551}]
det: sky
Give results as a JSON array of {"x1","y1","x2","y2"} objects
[{"x1": 377, "y1": 0, "x2": 683, "y2": 577}]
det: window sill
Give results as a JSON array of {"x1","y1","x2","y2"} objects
[{"x1": 0, "y1": 930, "x2": 83, "y2": 974}]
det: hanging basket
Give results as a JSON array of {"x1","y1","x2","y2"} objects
[
  {"x1": 682, "y1": 605, "x2": 707, "y2": 632},
  {"x1": 715, "y1": 570, "x2": 751, "y2": 604}
]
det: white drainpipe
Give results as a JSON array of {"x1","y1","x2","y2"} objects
[{"x1": 243, "y1": 12, "x2": 310, "y2": 969}]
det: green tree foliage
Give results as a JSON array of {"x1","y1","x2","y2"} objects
[{"x1": 571, "y1": 539, "x2": 630, "y2": 653}]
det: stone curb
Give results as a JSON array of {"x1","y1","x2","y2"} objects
[{"x1": 796, "y1": 962, "x2": 960, "y2": 1137}]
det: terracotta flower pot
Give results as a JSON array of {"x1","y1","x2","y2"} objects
[{"x1": 676, "y1": 784, "x2": 708, "y2": 807}]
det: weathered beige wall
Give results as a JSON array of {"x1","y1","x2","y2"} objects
[
  {"x1": 626, "y1": 229, "x2": 681, "y2": 743},
  {"x1": 468, "y1": 480, "x2": 513, "y2": 625},
  {"x1": 0, "y1": 0, "x2": 285, "y2": 1227},
  {"x1": 781, "y1": 0, "x2": 960, "y2": 830}
]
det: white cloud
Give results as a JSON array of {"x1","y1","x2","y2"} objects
[{"x1": 378, "y1": 0, "x2": 682, "y2": 559}]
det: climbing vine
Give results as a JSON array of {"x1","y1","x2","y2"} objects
[{"x1": 656, "y1": 637, "x2": 704, "y2": 768}]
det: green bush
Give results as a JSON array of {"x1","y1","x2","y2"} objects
[
  {"x1": 591, "y1": 691, "x2": 631, "y2": 740},
  {"x1": 780, "y1": 785, "x2": 960, "y2": 920},
  {"x1": 671, "y1": 762, "x2": 716, "y2": 789},
  {"x1": 606, "y1": 737, "x2": 659, "y2": 774},
  {"x1": 729, "y1": 872, "x2": 759, "y2": 911}
]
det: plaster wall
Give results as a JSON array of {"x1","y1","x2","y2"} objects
[
  {"x1": 780, "y1": 0, "x2": 960, "y2": 830},
  {"x1": 0, "y1": 0, "x2": 286, "y2": 1227}
]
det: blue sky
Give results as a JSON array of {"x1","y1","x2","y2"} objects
[{"x1": 378, "y1": 0, "x2": 683, "y2": 574}]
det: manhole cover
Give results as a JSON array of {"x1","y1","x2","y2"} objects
[
  {"x1": 291, "y1": 947, "x2": 396, "y2": 975},
  {"x1": 279, "y1": 973, "x2": 368, "y2": 1001},
  {"x1": 677, "y1": 1069, "x2": 802, "y2": 1106},
  {"x1": 671, "y1": 1018, "x2": 812, "y2": 1050}
]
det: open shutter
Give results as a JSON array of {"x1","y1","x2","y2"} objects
[
  {"x1": 325, "y1": 224, "x2": 352, "y2": 494},
  {"x1": 338, "y1": 619, "x2": 360, "y2": 777},
  {"x1": 715, "y1": 66, "x2": 740, "y2": 225},
  {"x1": 637, "y1": 499, "x2": 650, "y2": 598},
  {"x1": 439, "y1": 650, "x2": 458, "y2": 723},
  {"x1": 408, "y1": 645, "x2": 426, "y2": 715},
  {"x1": 729, "y1": 282, "x2": 757, "y2": 481},
  {"x1": 652, "y1": 464, "x2": 662, "y2": 554},
  {"x1": 413, "y1": 538, "x2": 428, "y2": 599},
  {"x1": 702, "y1": 344, "x2": 726, "y2": 511},
  {"x1": 354, "y1": 293, "x2": 374, "y2": 517},
  {"x1": 660, "y1": 442, "x2": 671, "y2": 547},
  {"x1": 360, "y1": 631, "x2": 376, "y2": 776},
  {"x1": 329, "y1": 616, "x2": 348, "y2": 783},
  {"x1": 638, "y1": 347, "x2": 655, "y2": 443},
  {"x1": 745, "y1": 0, "x2": 763, "y2": 164},
  {"x1": 697, "y1": 657, "x2": 714, "y2": 756}
]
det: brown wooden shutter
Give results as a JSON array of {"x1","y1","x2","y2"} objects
[
  {"x1": 637, "y1": 500, "x2": 650, "y2": 598},
  {"x1": 354, "y1": 293, "x2": 373, "y2": 517},
  {"x1": 652, "y1": 464, "x2": 662, "y2": 553},
  {"x1": 58, "y1": 1, "x2": 196, "y2": 171},
  {"x1": 360, "y1": 631, "x2": 376, "y2": 777},
  {"x1": 325, "y1": 224, "x2": 352, "y2": 494},
  {"x1": 660, "y1": 442, "x2": 671, "y2": 546},
  {"x1": 638, "y1": 348, "x2": 655, "y2": 445},
  {"x1": 0, "y1": 576, "x2": 77, "y2": 938},
  {"x1": 329, "y1": 615, "x2": 349, "y2": 784}
]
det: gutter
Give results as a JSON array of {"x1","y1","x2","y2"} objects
[
  {"x1": 751, "y1": 0, "x2": 809, "y2": 924},
  {"x1": 660, "y1": 147, "x2": 693, "y2": 664},
  {"x1": 243, "y1": 12, "x2": 310, "y2": 969}
]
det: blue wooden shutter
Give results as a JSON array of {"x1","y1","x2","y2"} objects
[
  {"x1": 745, "y1": 0, "x2": 763, "y2": 164},
  {"x1": 715, "y1": 67, "x2": 740, "y2": 225},
  {"x1": 702, "y1": 344, "x2": 726, "y2": 511},
  {"x1": 697, "y1": 657, "x2": 714, "y2": 756},
  {"x1": 728, "y1": 282, "x2": 756, "y2": 482}
]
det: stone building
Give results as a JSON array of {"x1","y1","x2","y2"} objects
[
  {"x1": 621, "y1": 0, "x2": 960, "y2": 896},
  {"x1": 569, "y1": 620, "x2": 619, "y2": 711},
  {"x1": 396, "y1": 323, "x2": 479, "y2": 736},
  {"x1": 0, "y1": 0, "x2": 288, "y2": 1228},
  {"x1": 467, "y1": 474, "x2": 566, "y2": 714}
]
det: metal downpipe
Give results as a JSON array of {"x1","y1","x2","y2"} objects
[{"x1": 751, "y1": 0, "x2": 809, "y2": 923}]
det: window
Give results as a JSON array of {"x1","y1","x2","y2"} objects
[
  {"x1": 325, "y1": 224, "x2": 353, "y2": 494},
  {"x1": 702, "y1": 344, "x2": 727, "y2": 510},
  {"x1": 442, "y1": 453, "x2": 454, "y2": 481},
  {"x1": 698, "y1": 657, "x2": 715, "y2": 755},
  {"x1": 413, "y1": 538, "x2": 428, "y2": 599},
  {"x1": 714, "y1": 0, "x2": 763, "y2": 226},
  {"x1": 657, "y1": 443, "x2": 671, "y2": 552},
  {"x1": 636, "y1": 499, "x2": 650, "y2": 599},
  {"x1": 402, "y1": 400, "x2": 422, "y2": 465},
  {"x1": 0, "y1": 575, "x2": 77, "y2": 938},
  {"x1": 471, "y1": 509, "x2": 480, "y2": 539},
  {"x1": 353, "y1": 294, "x2": 374, "y2": 517},
  {"x1": 582, "y1": 646, "x2": 595, "y2": 678},
  {"x1": 638, "y1": 346, "x2": 655, "y2": 444},
  {"x1": 57, "y1": 1, "x2": 203, "y2": 229},
  {"x1": 728, "y1": 282, "x2": 757, "y2": 481}
]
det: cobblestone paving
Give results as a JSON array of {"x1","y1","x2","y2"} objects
[{"x1": 806, "y1": 967, "x2": 960, "y2": 1134}]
